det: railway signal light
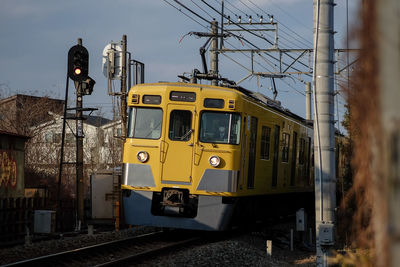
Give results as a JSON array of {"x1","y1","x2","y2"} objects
[{"x1": 68, "y1": 44, "x2": 89, "y2": 82}]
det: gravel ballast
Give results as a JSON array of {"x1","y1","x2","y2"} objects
[{"x1": 0, "y1": 227, "x2": 315, "y2": 266}]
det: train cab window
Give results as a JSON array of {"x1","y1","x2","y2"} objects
[
  {"x1": 260, "y1": 126, "x2": 271, "y2": 160},
  {"x1": 127, "y1": 107, "x2": 163, "y2": 139},
  {"x1": 169, "y1": 110, "x2": 192, "y2": 141},
  {"x1": 199, "y1": 111, "x2": 241, "y2": 144},
  {"x1": 282, "y1": 133, "x2": 290, "y2": 163}
]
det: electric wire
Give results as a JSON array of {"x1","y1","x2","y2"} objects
[
  {"x1": 190, "y1": 0, "x2": 215, "y2": 20},
  {"x1": 236, "y1": 0, "x2": 313, "y2": 48},
  {"x1": 166, "y1": 0, "x2": 277, "y2": 75},
  {"x1": 220, "y1": 0, "x2": 311, "y2": 49},
  {"x1": 247, "y1": 0, "x2": 314, "y2": 47},
  {"x1": 163, "y1": 0, "x2": 210, "y2": 30},
  {"x1": 164, "y1": 0, "x2": 309, "y2": 98},
  {"x1": 200, "y1": 0, "x2": 311, "y2": 73}
]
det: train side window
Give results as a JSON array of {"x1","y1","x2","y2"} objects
[
  {"x1": 272, "y1": 125, "x2": 280, "y2": 187},
  {"x1": 290, "y1": 131, "x2": 298, "y2": 186},
  {"x1": 199, "y1": 111, "x2": 241, "y2": 144},
  {"x1": 299, "y1": 138, "x2": 305, "y2": 165},
  {"x1": 282, "y1": 133, "x2": 290, "y2": 163},
  {"x1": 306, "y1": 137, "x2": 312, "y2": 184},
  {"x1": 169, "y1": 110, "x2": 192, "y2": 141},
  {"x1": 247, "y1": 116, "x2": 258, "y2": 189},
  {"x1": 260, "y1": 126, "x2": 271, "y2": 160}
]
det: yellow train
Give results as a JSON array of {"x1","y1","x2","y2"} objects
[{"x1": 122, "y1": 82, "x2": 316, "y2": 231}]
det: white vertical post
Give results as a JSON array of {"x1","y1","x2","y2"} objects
[
  {"x1": 266, "y1": 240, "x2": 272, "y2": 257},
  {"x1": 313, "y1": 0, "x2": 336, "y2": 266}
]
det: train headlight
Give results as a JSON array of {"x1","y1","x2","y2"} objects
[
  {"x1": 209, "y1": 155, "x2": 221, "y2": 167},
  {"x1": 137, "y1": 151, "x2": 149, "y2": 163}
]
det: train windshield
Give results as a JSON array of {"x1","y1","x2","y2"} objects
[
  {"x1": 199, "y1": 111, "x2": 241, "y2": 145},
  {"x1": 127, "y1": 107, "x2": 163, "y2": 139}
]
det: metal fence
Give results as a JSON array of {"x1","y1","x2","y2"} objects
[{"x1": 0, "y1": 197, "x2": 77, "y2": 244}]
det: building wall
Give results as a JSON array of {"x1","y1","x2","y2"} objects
[
  {"x1": 0, "y1": 133, "x2": 27, "y2": 198},
  {"x1": 0, "y1": 94, "x2": 63, "y2": 135},
  {"x1": 26, "y1": 115, "x2": 122, "y2": 177}
]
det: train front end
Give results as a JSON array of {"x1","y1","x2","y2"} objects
[{"x1": 122, "y1": 82, "x2": 243, "y2": 231}]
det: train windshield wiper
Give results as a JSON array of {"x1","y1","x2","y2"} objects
[{"x1": 180, "y1": 129, "x2": 193, "y2": 140}]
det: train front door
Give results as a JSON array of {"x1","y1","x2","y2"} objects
[{"x1": 161, "y1": 105, "x2": 195, "y2": 184}]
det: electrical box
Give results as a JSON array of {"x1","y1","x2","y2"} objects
[
  {"x1": 296, "y1": 208, "x2": 307, "y2": 231},
  {"x1": 34, "y1": 210, "x2": 56, "y2": 234},
  {"x1": 319, "y1": 223, "x2": 335, "y2": 246}
]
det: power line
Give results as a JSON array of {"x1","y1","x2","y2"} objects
[
  {"x1": 217, "y1": 0, "x2": 310, "y2": 49},
  {"x1": 190, "y1": 0, "x2": 215, "y2": 20},
  {"x1": 247, "y1": 0, "x2": 314, "y2": 47},
  {"x1": 225, "y1": 0, "x2": 313, "y2": 48},
  {"x1": 201, "y1": 0, "x2": 312, "y2": 73},
  {"x1": 163, "y1": 0, "x2": 210, "y2": 29}
]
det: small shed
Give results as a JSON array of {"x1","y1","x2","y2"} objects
[{"x1": 90, "y1": 169, "x2": 121, "y2": 223}]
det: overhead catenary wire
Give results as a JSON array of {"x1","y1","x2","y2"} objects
[
  {"x1": 247, "y1": 0, "x2": 314, "y2": 47},
  {"x1": 200, "y1": 0, "x2": 312, "y2": 73},
  {"x1": 163, "y1": 0, "x2": 210, "y2": 30},
  {"x1": 206, "y1": 1, "x2": 312, "y2": 95},
  {"x1": 190, "y1": 0, "x2": 216, "y2": 20},
  {"x1": 232, "y1": 0, "x2": 313, "y2": 48},
  {"x1": 168, "y1": 0, "x2": 313, "y2": 77},
  {"x1": 166, "y1": 0, "x2": 279, "y2": 77},
  {"x1": 163, "y1": 0, "x2": 334, "y2": 101},
  {"x1": 220, "y1": 0, "x2": 312, "y2": 49}
]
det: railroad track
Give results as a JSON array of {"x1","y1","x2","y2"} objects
[{"x1": 3, "y1": 230, "x2": 201, "y2": 266}]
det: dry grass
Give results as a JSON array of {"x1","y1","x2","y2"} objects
[{"x1": 339, "y1": 0, "x2": 389, "y2": 266}]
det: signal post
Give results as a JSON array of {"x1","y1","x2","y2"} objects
[
  {"x1": 76, "y1": 39, "x2": 84, "y2": 225},
  {"x1": 63, "y1": 38, "x2": 96, "y2": 228}
]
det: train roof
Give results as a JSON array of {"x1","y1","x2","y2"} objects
[{"x1": 133, "y1": 82, "x2": 308, "y2": 125}]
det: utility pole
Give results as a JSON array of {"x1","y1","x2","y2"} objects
[
  {"x1": 121, "y1": 35, "x2": 128, "y2": 138},
  {"x1": 313, "y1": 0, "x2": 336, "y2": 266},
  {"x1": 377, "y1": 0, "x2": 400, "y2": 266},
  {"x1": 306, "y1": 82, "x2": 312, "y2": 121},
  {"x1": 75, "y1": 38, "x2": 85, "y2": 227},
  {"x1": 210, "y1": 20, "x2": 219, "y2": 86}
]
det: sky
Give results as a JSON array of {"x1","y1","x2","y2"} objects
[{"x1": 0, "y1": 0, "x2": 359, "y2": 127}]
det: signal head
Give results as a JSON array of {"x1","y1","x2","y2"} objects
[{"x1": 68, "y1": 44, "x2": 89, "y2": 82}]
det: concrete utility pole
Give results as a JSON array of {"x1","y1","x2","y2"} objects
[
  {"x1": 377, "y1": 0, "x2": 400, "y2": 266},
  {"x1": 210, "y1": 20, "x2": 219, "y2": 86},
  {"x1": 121, "y1": 35, "x2": 128, "y2": 138},
  {"x1": 76, "y1": 38, "x2": 85, "y2": 226},
  {"x1": 313, "y1": 0, "x2": 336, "y2": 266}
]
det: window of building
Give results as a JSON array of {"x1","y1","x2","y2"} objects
[
  {"x1": 260, "y1": 126, "x2": 271, "y2": 160},
  {"x1": 44, "y1": 132, "x2": 54, "y2": 143}
]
